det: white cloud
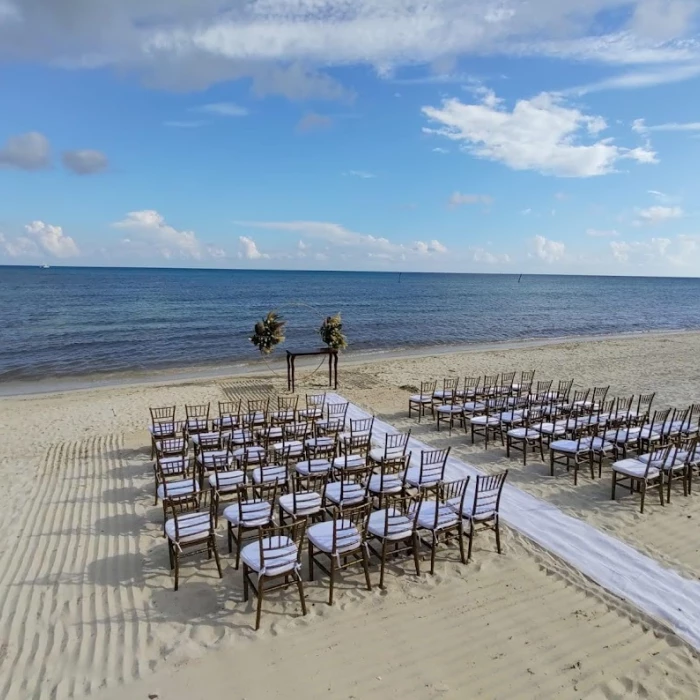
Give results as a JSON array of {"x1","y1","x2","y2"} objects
[
  {"x1": 448, "y1": 192, "x2": 493, "y2": 207},
  {"x1": 24, "y1": 221, "x2": 80, "y2": 257},
  {"x1": 113, "y1": 210, "x2": 205, "y2": 259},
  {"x1": 635, "y1": 205, "x2": 684, "y2": 224},
  {"x1": 632, "y1": 118, "x2": 700, "y2": 134},
  {"x1": 413, "y1": 240, "x2": 448, "y2": 254},
  {"x1": 610, "y1": 237, "x2": 683, "y2": 264},
  {"x1": 568, "y1": 62, "x2": 700, "y2": 95},
  {"x1": 586, "y1": 228, "x2": 619, "y2": 237},
  {"x1": 0, "y1": 232, "x2": 38, "y2": 257},
  {"x1": 470, "y1": 247, "x2": 511, "y2": 264},
  {"x1": 193, "y1": 102, "x2": 248, "y2": 117},
  {"x1": 531, "y1": 234, "x2": 566, "y2": 263},
  {"x1": 423, "y1": 90, "x2": 657, "y2": 177},
  {"x1": 432, "y1": 147, "x2": 449, "y2": 154},
  {"x1": 238, "y1": 235, "x2": 269, "y2": 260},
  {"x1": 62, "y1": 149, "x2": 108, "y2": 175},
  {"x1": 0, "y1": 131, "x2": 50, "y2": 170},
  {"x1": 2, "y1": 1, "x2": 699, "y2": 98},
  {"x1": 346, "y1": 170, "x2": 376, "y2": 179},
  {"x1": 298, "y1": 239, "x2": 308, "y2": 251}
]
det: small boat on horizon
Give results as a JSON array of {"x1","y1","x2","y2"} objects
[{"x1": 40, "y1": 264, "x2": 50, "y2": 269}]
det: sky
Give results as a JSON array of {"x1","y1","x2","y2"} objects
[{"x1": 1, "y1": 1, "x2": 700, "y2": 276}]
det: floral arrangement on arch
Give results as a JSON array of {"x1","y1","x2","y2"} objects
[
  {"x1": 250, "y1": 311, "x2": 286, "y2": 355},
  {"x1": 319, "y1": 313, "x2": 348, "y2": 351}
]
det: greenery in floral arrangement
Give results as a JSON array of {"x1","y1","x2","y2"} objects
[
  {"x1": 319, "y1": 313, "x2": 348, "y2": 350},
  {"x1": 250, "y1": 311, "x2": 286, "y2": 355}
]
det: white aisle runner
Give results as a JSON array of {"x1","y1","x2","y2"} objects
[{"x1": 328, "y1": 393, "x2": 700, "y2": 652}]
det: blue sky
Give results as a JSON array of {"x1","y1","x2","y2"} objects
[{"x1": 1, "y1": 1, "x2": 700, "y2": 275}]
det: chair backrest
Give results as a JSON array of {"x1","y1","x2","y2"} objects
[
  {"x1": 328, "y1": 503, "x2": 370, "y2": 553},
  {"x1": 648, "y1": 407, "x2": 673, "y2": 435},
  {"x1": 552, "y1": 379, "x2": 573, "y2": 400},
  {"x1": 519, "y1": 370, "x2": 535, "y2": 385},
  {"x1": 237, "y1": 483, "x2": 277, "y2": 524},
  {"x1": 482, "y1": 374, "x2": 499, "y2": 395},
  {"x1": 256, "y1": 520, "x2": 306, "y2": 574},
  {"x1": 634, "y1": 393, "x2": 655, "y2": 421},
  {"x1": 670, "y1": 406, "x2": 691, "y2": 435},
  {"x1": 218, "y1": 399, "x2": 241, "y2": 418},
  {"x1": 306, "y1": 437, "x2": 337, "y2": 460},
  {"x1": 683, "y1": 404, "x2": 700, "y2": 434},
  {"x1": 419, "y1": 380, "x2": 437, "y2": 398},
  {"x1": 471, "y1": 471, "x2": 507, "y2": 520},
  {"x1": 156, "y1": 437, "x2": 187, "y2": 458},
  {"x1": 499, "y1": 371, "x2": 516, "y2": 392},
  {"x1": 277, "y1": 395, "x2": 299, "y2": 412},
  {"x1": 594, "y1": 398, "x2": 616, "y2": 426},
  {"x1": 198, "y1": 431, "x2": 225, "y2": 452},
  {"x1": 524, "y1": 405, "x2": 546, "y2": 426},
  {"x1": 327, "y1": 401, "x2": 349, "y2": 419},
  {"x1": 305, "y1": 393, "x2": 327, "y2": 413},
  {"x1": 487, "y1": 396, "x2": 508, "y2": 415},
  {"x1": 285, "y1": 421, "x2": 312, "y2": 441},
  {"x1": 612, "y1": 396, "x2": 634, "y2": 422},
  {"x1": 349, "y1": 416, "x2": 374, "y2": 436},
  {"x1": 569, "y1": 389, "x2": 591, "y2": 413},
  {"x1": 440, "y1": 378, "x2": 459, "y2": 395},
  {"x1": 532, "y1": 379, "x2": 553, "y2": 398},
  {"x1": 440, "y1": 477, "x2": 470, "y2": 513},
  {"x1": 419, "y1": 448, "x2": 450, "y2": 484},
  {"x1": 382, "y1": 430, "x2": 411, "y2": 459},
  {"x1": 290, "y1": 472, "x2": 329, "y2": 510},
  {"x1": 150, "y1": 405, "x2": 176, "y2": 424},
  {"x1": 156, "y1": 454, "x2": 190, "y2": 482},
  {"x1": 185, "y1": 403, "x2": 210, "y2": 420},
  {"x1": 159, "y1": 465, "x2": 197, "y2": 498},
  {"x1": 168, "y1": 497, "x2": 214, "y2": 542},
  {"x1": 462, "y1": 376, "x2": 482, "y2": 397},
  {"x1": 592, "y1": 386, "x2": 610, "y2": 405}
]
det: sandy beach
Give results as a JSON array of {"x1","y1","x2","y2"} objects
[{"x1": 2, "y1": 331, "x2": 700, "y2": 699}]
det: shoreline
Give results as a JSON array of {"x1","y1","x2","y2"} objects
[{"x1": 1, "y1": 327, "x2": 696, "y2": 398}]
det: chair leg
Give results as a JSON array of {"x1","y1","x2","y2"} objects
[
  {"x1": 467, "y1": 519, "x2": 475, "y2": 561},
  {"x1": 296, "y1": 572, "x2": 307, "y2": 617},
  {"x1": 234, "y1": 527, "x2": 242, "y2": 569},
  {"x1": 362, "y1": 547, "x2": 372, "y2": 592},
  {"x1": 227, "y1": 522, "x2": 233, "y2": 554},
  {"x1": 173, "y1": 550, "x2": 180, "y2": 591},
  {"x1": 659, "y1": 478, "x2": 665, "y2": 506},
  {"x1": 495, "y1": 516, "x2": 502, "y2": 554},
  {"x1": 243, "y1": 565, "x2": 249, "y2": 602},
  {"x1": 611, "y1": 471, "x2": 617, "y2": 500},
  {"x1": 379, "y1": 539, "x2": 387, "y2": 589},
  {"x1": 255, "y1": 577, "x2": 264, "y2": 630},
  {"x1": 458, "y1": 522, "x2": 466, "y2": 564},
  {"x1": 549, "y1": 451, "x2": 555, "y2": 476},
  {"x1": 412, "y1": 531, "x2": 421, "y2": 575},
  {"x1": 212, "y1": 537, "x2": 223, "y2": 578},
  {"x1": 308, "y1": 541, "x2": 315, "y2": 581},
  {"x1": 640, "y1": 481, "x2": 646, "y2": 513},
  {"x1": 328, "y1": 557, "x2": 336, "y2": 605},
  {"x1": 429, "y1": 532, "x2": 437, "y2": 575},
  {"x1": 168, "y1": 540, "x2": 174, "y2": 570}
]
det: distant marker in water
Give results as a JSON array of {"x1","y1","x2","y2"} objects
[
  {"x1": 398, "y1": 273, "x2": 402, "y2": 283},
  {"x1": 518, "y1": 274, "x2": 523, "y2": 283}
]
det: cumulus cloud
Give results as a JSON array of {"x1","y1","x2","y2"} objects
[
  {"x1": 22, "y1": 221, "x2": 80, "y2": 257},
  {"x1": 346, "y1": 170, "x2": 376, "y2": 179},
  {"x1": 531, "y1": 234, "x2": 566, "y2": 263},
  {"x1": 0, "y1": 131, "x2": 50, "y2": 170},
  {"x1": 413, "y1": 240, "x2": 448, "y2": 254},
  {"x1": 611, "y1": 237, "x2": 676, "y2": 263},
  {"x1": 632, "y1": 118, "x2": 700, "y2": 134},
  {"x1": 635, "y1": 205, "x2": 683, "y2": 225},
  {"x1": 113, "y1": 210, "x2": 205, "y2": 259},
  {"x1": 62, "y1": 149, "x2": 108, "y2": 175},
  {"x1": 423, "y1": 90, "x2": 658, "y2": 177},
  {"x1": 470, "y1": 247, "x2": 511, "y2": 264},
  {"x1": 448, "y1": 192, "x2": 494, "y2": 207},
  {"x1": 238, "y1": 235, "x2": 269, "y2": 260},
  {"x1": 2, "y1": 1, "x2": 698, "y2": 98}
]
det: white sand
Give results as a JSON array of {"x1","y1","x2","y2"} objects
[{"x1": 2, "y1": 332, "x2": 700, "y2": 699}]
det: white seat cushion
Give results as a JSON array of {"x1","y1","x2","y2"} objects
[
  {"x1": 158, "y1": 455, "x2": 188, "y2": 474},
  {"x1": 451, "y1": 502, "x2": 495, "y2": 522},
  {"x1": 367, "y1": 473, "x2": 404, "y2": 494},
  {"x1": 462, "y1": 401, "x2": 486, "y2": 413},
  {"x1": 436, "y1": 405, "x2": 463, "y2": 415},
  {"x1": 470, "y1": 415, "x2": 500, "y2": 426},
  {"x1": 339, "y1": 430, "x2": 371, "y2": 443},
  {"x1": 507, "y1": 427, "x2": 540, "y2": 439},
  {"x1": 414, "y1": 501, "x2": 459, "y2": 531},
  {"x1": 532, "y1": 421, "x2": 566, "y2": 436},
  {"x1": 324, "y1": 481, "x2": 366, "y2": 505},
  {"x1": 367, "y1": 508, "x2": 414, "y2": 540},
  {"x1": 186, "y1": 418, "x2": 208, "y2": 431},
  {"x1": 165, "y1": 512, "x2": 211, "y2": 544},
  {"x1": 251, "y1": 465, "x2": 288, "y2": 484},
  {"x1": 223, "y1": 500, "x2": 273, "y2": 527},
  {"x1": 581, "y1": 436, "x2": 614, "y2": 452},
  {"x1": 271, "y1": 441, "x2": 304, "y2": 456},
  {"x1": 333, "y1": 454, "x2": 366, "y2": 470},
  {"x1": 296, "y1": 459, "x2": 332, "y2": 475},
  {"x1": 262, "y1": 427, "x2": 284, "y2": 440},
  {"x1": 308, "y1": 520, "x2": 361, "y2": 553},
  {"x1": 271, "y1": 409, "x2": 296, "y2": 421},
  {"x1": 230, "y1": 430, "x2": 253, "y2": 444},
  {"x1": 196, "y1": 449, "x2": 232, "y2": 467},
  {"x1": 232, "y1": 446, "x2": 266, "y2": 462},
  {"x1": 500, "y1": 411, "x2": 525, "y2": 424},
  {"x1": 279, "y1": 491, "x2": 323, "y2": 516},
  {"x1": 638, "y1": 448, "x2": 688, "y2": 470},
  {"x1": 213, "y1": 415, "x2": 238, "y2": 429},
  {"x1": 150, "y1": 422, "x2": 175, "y2": 437},
  {"x1": 604, "y1": 427, "x2": 641, "y2": 444},
  {"x1": 410, "y1": 394, "x2": 433, "y2": 403},
  {"x1": 157, "y1": 479, "x2": 200, "y2": 500},
  {"x1": 242, "y1": 411, "x2": 266, "y2": 424},
  {"x1": 612, "y1": 458, "x2": 660, "y2": 479},
  {"x1": 305, "y1": 436, "x2": 336, "y2": 449},
  {"x1": 191, "y1": 431, "x2": 219, "y2": 446},
  {"x1": 299, "y1": 407, "x2": 323, "y2": 418},
  {"x1": 433, "y1": 390, "x2": 455, "y2": 399},
  {"x1": 208, "y1": 470, "x2": 245, "y2": 491},
  {"x1": 549, "y1": 439, "x2": 585, "y2": 454},
  {"x1": 240, "y1": 536, "x2": 299, "y2": 576}
]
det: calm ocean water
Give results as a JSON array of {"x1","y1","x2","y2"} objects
[{"x1": 1, "y1": 266, "x2": 699, "y2": 382}]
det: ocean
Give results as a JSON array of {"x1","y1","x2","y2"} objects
[{"x1": 1, "y1": 266, "x2": 699, "y2": 383}]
